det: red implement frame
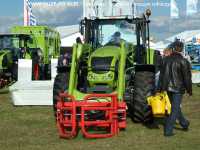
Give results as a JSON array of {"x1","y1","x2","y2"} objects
[{"x1": 56, "y1": 93, "x2": 126, "y2": 139}]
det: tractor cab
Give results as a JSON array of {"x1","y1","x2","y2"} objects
[
  {"x1": 79, "y1": 16, "x2": 150, "y2": 93},
  {"x1": 0, "y1": 34, "x2": 31, "y2": 61}
]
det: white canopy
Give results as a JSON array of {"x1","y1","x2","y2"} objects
[{"x1": 61, "y1": 32, "x2": 83, "y2": 47}]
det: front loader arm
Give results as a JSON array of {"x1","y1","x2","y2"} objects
[
  {"x1": 117, "y1": 42, "x2": 126, "y2": 101},
  {"x1": 68, "y1": 43, "x2": 92, "y2": 95},
  {"x1": 68, "y1": 44, "x2": 82, "y2": 94}
]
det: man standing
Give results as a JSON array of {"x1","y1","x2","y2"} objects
[
  {"x1": 158, "y1": 40, "x2": 192, "y2": 137},
  {"x1": 163, "y1": 47, "x2": 172, "y2": 57}
]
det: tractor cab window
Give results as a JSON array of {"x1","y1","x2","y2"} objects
[
  {"x1": 99, "y1": 20, "x2": 136, "y2": 46},
  {"x1": 12, "y1": 37, "x2": 20, "y2": 48},
  {"x1": 0, "y1": 36, "x2": 20, "y2": 49}
]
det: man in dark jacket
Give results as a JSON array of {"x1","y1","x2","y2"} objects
[{"x1": 158, "y1": 40, "x2": 192, "y2": 137}]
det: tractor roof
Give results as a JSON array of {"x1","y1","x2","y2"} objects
[{"x1": 84, "y1": 16, "x2": 147, "y2": 24}]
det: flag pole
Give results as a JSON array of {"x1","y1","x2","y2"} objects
[{"x1": 24, "y1": 0, "x2": 28, "y2": 26}]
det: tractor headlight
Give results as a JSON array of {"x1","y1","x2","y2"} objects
[
  {"x1": 88, "y1": 73, "x2": 95, "y2": 80},
  {"x1": 108, "y1": 73, "x2": 113, "y2": 79},
  {"x1": 104, "y1": 73, "x2": 113, "y2": 80}
]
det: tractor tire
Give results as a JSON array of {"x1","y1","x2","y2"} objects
[
  {"x1": 44, "y1": 64, "x2": 51, "y2": 80},
  {"x1": 12, "y1": 63, "x2": 18, "y2": 81},
  {"x1": 53, "y1": 73, "x2": 69, "y2": 116},
  {"x1": 130, "y1": 71, "x2": 155, "y2": 123}
]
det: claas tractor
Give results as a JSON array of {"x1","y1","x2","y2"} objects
[
  {"x1": 0, "y1": 26, "x2": 60, "y2": 89},
  {"x1": 11, "y1": 26, "x2": 61, "y2": 80},
  {"x1": 53, "y1": 10, "x2": 161, "y2": 138},
  {"x1": 0, "y1": 34, "x2": 30, "y2": 88}
]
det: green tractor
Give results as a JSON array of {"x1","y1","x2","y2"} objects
[
  {"x1": 0, "y1": 34, "x2": 30, "y2": 88},
  {"x1": 0, "y1": 26, "x2": 60, "y2": 88},
  {"x1": 53, "y1": 11, "x2": 161, "y2": 138},
  {"x1": 11, "y1": 26, "x2": 61, "y2": 80}
]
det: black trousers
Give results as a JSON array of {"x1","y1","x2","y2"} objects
[{"x1": 164, "y1": 91, "x2": 189, "y2": 134}]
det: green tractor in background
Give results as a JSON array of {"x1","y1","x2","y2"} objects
[
  {"x1": 0, "y1": 26, "x2": 61, "y2": 89},
  {"x1": 53, "y1": 10, "x2": 161, "y2": 138},
  {"x1": 0, "y1": 34, "x2": 30, "y2": 88},
  {"x1": 11, "y1": 26, "x2": 61, "y2": 80}
]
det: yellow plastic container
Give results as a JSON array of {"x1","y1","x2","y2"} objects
[{"x1": 147, "y1": 92, "x2": 171, "y2": 117}]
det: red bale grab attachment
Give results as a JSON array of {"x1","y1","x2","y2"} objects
[{"x1": 56, "y1": 93, "x2": 126, "y2": 139}]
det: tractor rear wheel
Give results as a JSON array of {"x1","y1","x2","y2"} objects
[
  {"x1": 53, "y1": 73, "x2": 69, "y2": 116},
  {"x1": 130, "y1": 71, "x2": 155, "y2": 123}
]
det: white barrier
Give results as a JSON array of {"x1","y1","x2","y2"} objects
[
  {"x1": 17, "y1": 59, "x2": 32, "y2": 82},
  {"x1": 192, "y1": 71, "x2": 200, "y2": 84},
  {"x1": 9, "y1": 59, "x2": 58, "y2": 106}
]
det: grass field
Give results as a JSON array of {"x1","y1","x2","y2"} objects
[{"x1": 0, "y1": 86, "x2": 200, "y2": 150}]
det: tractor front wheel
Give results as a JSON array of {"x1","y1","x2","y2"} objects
[
  {"x1": 53, "y1": 73, "x2": 69, "y2": 116},
  {"x1": 130, "y1": 71, "x2": 155, "y2": 123}
]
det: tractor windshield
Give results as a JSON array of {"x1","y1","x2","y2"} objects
[
  {"x1": 0, "y1": 36, "x2": 20, "y2": 49},
  {"x1": 99, "y1": 20, "x2": 136, "y2": 45}
]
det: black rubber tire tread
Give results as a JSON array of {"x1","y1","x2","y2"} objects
[
  {"x1": 130, "y1": 71, "x2": 155, "y2": 123},
  {"x1": 53, "y1": 73, "x2": 69, "y2": 116}
]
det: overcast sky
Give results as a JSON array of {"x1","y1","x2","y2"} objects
[{"x1": 0, "y1": 0, "x2": 200, "y2": 41}]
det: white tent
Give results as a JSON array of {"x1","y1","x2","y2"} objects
[
  {"x1": 166, "y1": 30, "x2": 200, "y2": 43},
  {"x1": 151, "y1": 41, "x2": 170, "y2": 53},
  {"x1": 153, "y1": 30, "x2": 200, "y2": 53},
  {"x1": 56, "y1": 25, "x2": 83, "y2": 47},
  {"x1": 61, "y1": 32, "x2": 83, "y2": 47}
]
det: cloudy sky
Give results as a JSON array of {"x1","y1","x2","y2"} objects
[
  {"x1": 0, "y1": 0, "x2": 200, "y2": 41},
  {"x1": 0, "y1": 0, "x2": 82, "y2": 33},
  {"x1": 0, "y1": 0, "x2": 23, "y2": 32}
]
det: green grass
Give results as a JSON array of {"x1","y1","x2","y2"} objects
[{"x1": 0, "y1": 86, "x2": 200, "y2": 150}]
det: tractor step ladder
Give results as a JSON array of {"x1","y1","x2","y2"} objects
[{"x1": 56, "y1": 93, "x2": 126, "y2": 139}]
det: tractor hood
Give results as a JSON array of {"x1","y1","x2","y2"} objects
[
  {"x1": 89, "y1": 45, "x2": 121, "y2": 72},
  {"x1": 87, "y1": 45, "x2": 122, "y2": 88}
]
